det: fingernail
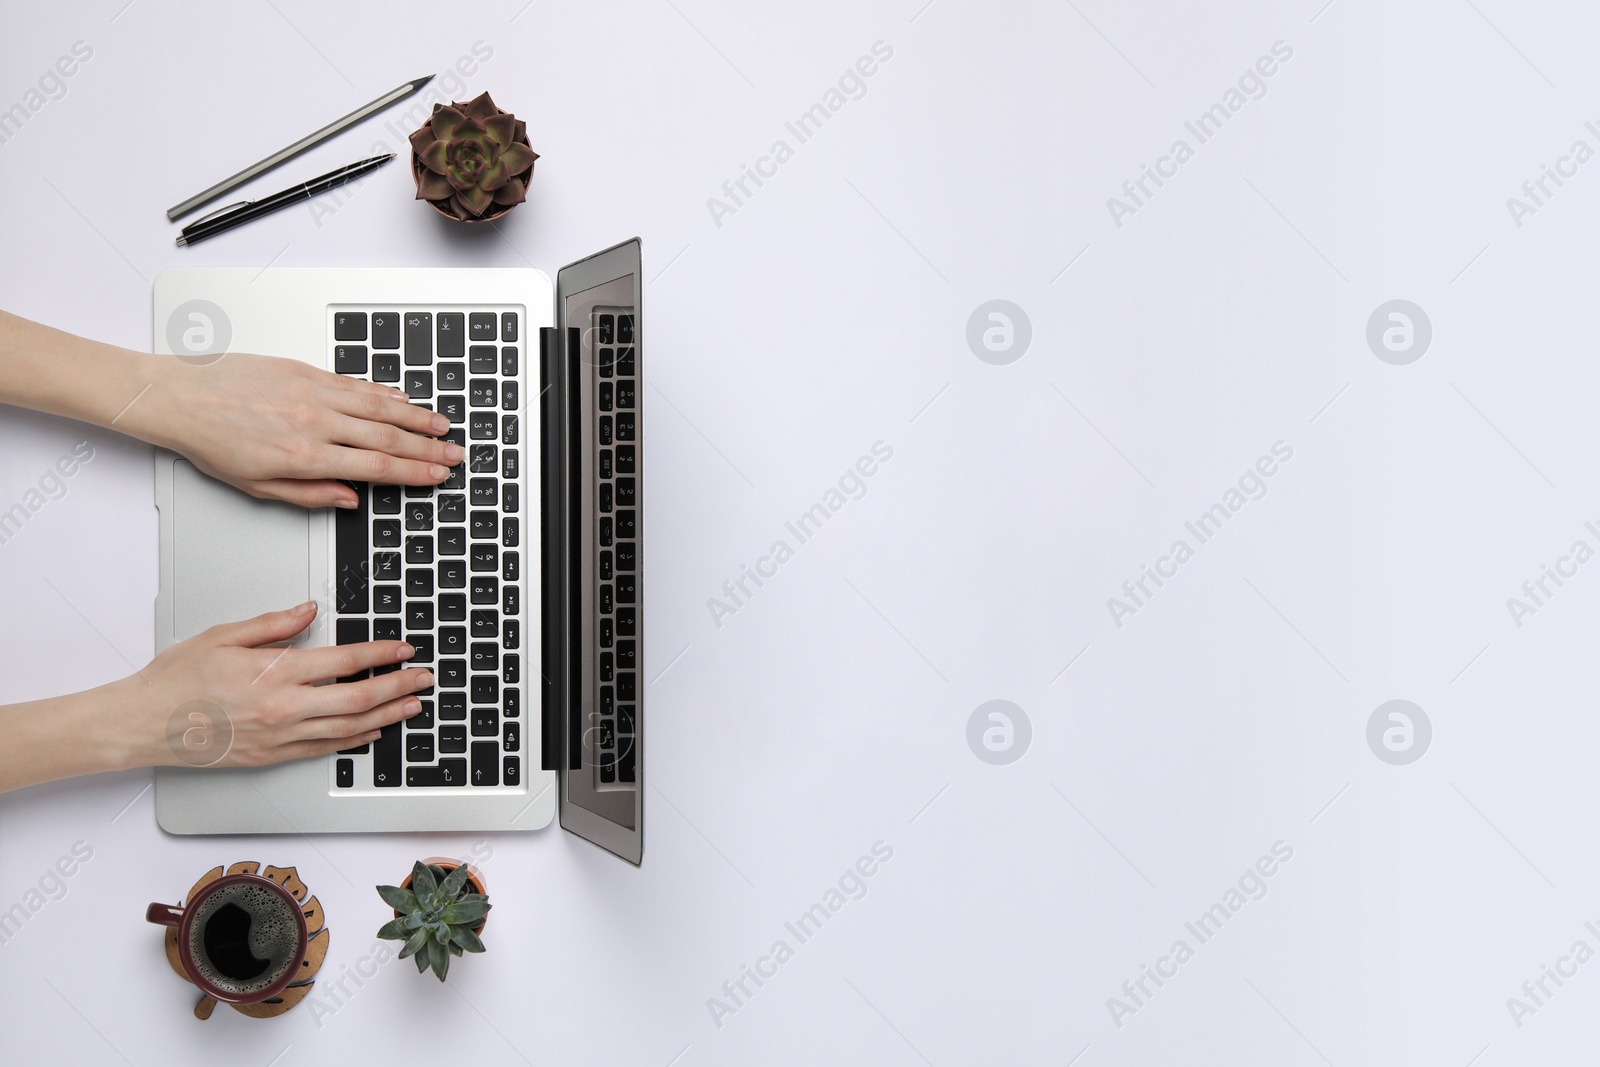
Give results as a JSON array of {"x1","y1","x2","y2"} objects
[
  {"x1": 296, "y1": 600, "x2": 316, "y2": 614},
  {"x1": 403, "y1": 698, "x2": 422, "y2": 714},
  {"x1": 432, "y1": 414, "x2": 449, "y2": 433},
  {"x1": 414, "y1": 671, "x2": 434, "y2": 686},
  {"x1": 397, "y1": 644, "x2": 414, "y2": 659},
  {"x1": 335, "y1": 497, "x2": 358, "y2": 509},
  {"x1": 445, "y1": 444, "x2": 465, "y2": 463},
  {"x1": 389, "y1": 388, "x2": 409, "y2": 401},
  {"x1": 430, "y1": 464, "x2": 449, "y2": 481}
]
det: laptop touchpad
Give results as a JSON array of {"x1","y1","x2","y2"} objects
[{"x1": 172, "y1": 460, "x2": 310, "y2": 642}]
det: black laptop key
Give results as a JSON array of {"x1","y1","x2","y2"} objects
[
  {"x1": 503, "y1": 619, "x2": 519, "y2": 649},
  {"x1": 439, "y1": 626, "x2": 466, "y2": 656},
  {"x1": 504, "y1": 687, "x2": 520, "y2": 718},
  {"x1": 335, "y1": 486, "x2": 369, "y2": 614},
  {"x1": 472, "y1": 705, "x2": 499, "y2": 737},
  {"x1": 334, "y1": 345, "x2": 367, "y2": 374},
  {"x1": 501, "y1": 313, "x2": 517, "y2": 342},
  {"x1": 616, "y1": 444, "x2": 636, "y2": 474},
  {"x1": 406, "y1": 632, "x2": 434, "y2": 664},
  {"x1": 501, "y1": 346, "x2": 518, "y2": 376},
  {"x1": 616, "y1": 704, "x2": 634, "y2": 734},
  {"x1": 618, "y1": 672, "x2": 636, "y2": 701},
  {"x1": 599, "y1": 550, "x2": 612, "y2": 582},
  {"x1": 618, "y1": 743, "x2": 635, "y2": 783},
  {"x1": 503, "y1": 551, "x2": 520, "y2": 584},
  {"x1": 504, "y1": 722, "x2": 520, "y2": 752},
  {"x1": 503, "y1": 653, "x2": 520, "y2": 684},
  {"x1": 439, "y1": 559, "x2": 467, "y2": 588},
  {"x1": 471, "y1": 544, "x2": 498, "y2": 572},
  {"x1": 502, "y1": 414, "x2": 519, "y2": 445},
  {"x1": 600, "y1": 650, "x2": 614, "y2": 682},
  {"x1": 617, "y1": 639, "x2": 636, "y2": 668},
  {"x1": 403, "y1": 501, "x2": 432, "y2": 530},
  {"x1": 335, "y1": 619, "x2": 369, "y2": 682},
  {"x1": 437, "y1": 312, "x2": 465, "y2": 359},
  {"x1": 373, "y1": 550, "x2": 401, "y2": 580},
  {"x1": 616, "y1": 575, "x2": 636, "y2": 604},
  {"x1": 336, "y1": 758, "x2": 355, "y2": 787},
  {"x1": 437, "y1": 493, "x2": 466, "y2": 523},
  {"x1": 372, "y1": 352, "x2": 400, "y2": 382},
  {"x1": 371, "y1": 311, "x2": 399, "y2": 349},
  {"x1": 444, "y1": 465, "x2": 466, "y2": 491},
  {"x1": 470, "y1": 510, "x2": 497, "y2": 539},
  {"x1": 502, "y1": 381, "x2": 518, "y2": 412},
  {"x1": 469, "y1": 345, "x2": 497, "y2": 373},
  {"x1": 470, "y1": 412, "x2": 497, "y2": 440},
  {"x1": 472, "y1": 742, "x2": 499, "y2": 785},
  {"x1": 616, "y1": 413, "x2": 635, "y2": 440},
  {"x1": 407, "y1": 733, "x2": 435, "y2": 763},
  {"x1": 405, "y1": 535, "x2": 433, "y2": 564},
  {"x1": 372, "y1": 485, "x2": 401, "y2": 514},
  {"x1": 373, "y1": 723, "x2": 402, "y2": 787},
  {"x1": 599, "y1": 516, "x2": 613, "y2": 547},
  {"x1": 374, "y1": 585, "x2": 402, "y2": 614},
  {"x1": 404, "y1": 312, "x2": 432, "y2": 364},
  {"x1": 334, "y1": 311, "x2": 366, "y2": 341},
  {"x1": 470, "y1": 609, "x2": 497, "y2": 637},
  {"x1": 599, "y1": 347, "x2": 614, "y2": 378},
  {"x1": 471, "y1": 675, "x2": 498, "y2": 703},
  {"x1": 408, "y1": 759, "x2": 466, "y2": 786},
  {"x1": 599, "y1": 449, "x2": 613, "y2": 480},
  {"x1": 440, "y1": 394, "x2": 466, "y2": 425},
  {"x1": 599, "y1": 415, "x2": 612, "y2": 445},
  {"x1": 615, "y1": 477, "x2": 635, "y2": 507},
  {"x1": 616, "y1": 543, "x2": 636, "y2": 571},
  {"x1": 598, "y1": 382, "x2": 613, "y2": 412},
  {"x1": 615, "y1": 346, "x2": 635, "y2": 376},
  {"x1": 470, "y1": 379, "x2": 497, "y2": 408},
  {"x1": 440, "y1": 659, "x2": 467, "y2": 688},
  {"x1": 502, "y1": 484, "x2": 519, "y2": 514},
  {"x1": 503, "y1": 584, "x2": 519, "y2": 615},
  {"x1": 440, "y1": 526, "x2": 466, "y2": 556},
  {"x1": 599, "y1": 483, "x2": 612, "y2": 514},
  {"x1": 599, "y1": 584, "x2": 613, "y2": 615},
  {"x1": 409, "y1": 699, "x2": 435, "y2": 730},
  {"x1": 599, "y1": 618, "x2": 613, "y2": 647},
  {"x1": 599, "y1": 719, "x2": 614, "y2": 750},
  {"x1": 438, "y1": 593, "x2": 466, "y2": 621},
  {"x1": 438, "y1": 361, "x2": 466, "y2": 391},
  {"x1": 616, "y1": 607, "x2": 635, "y2": 636},
  {"x1": 615, "y1": 510, "x2": 636, "y2": 539},
  {"x1": 405, "y1": 568, "x2": 433, "y2": 598},
  {"x1": 471, "y1": 576, "x2": 498, "y2": 605},
  {"x1": 440, "y1": 691, "x2": 467, "y2": 720},
  {"x1": 469, "y1": 312, "x2": 497, "y2": 340},
  {"x1": 470, "y1": 445, "x2": 497, "y2": 473},
  {"x1": 374, "y1": 618, "x2": 402, "y2": 642},
  {"x1": 502, "y1": 755, "x2": 521, "y2": 786},
  {"x1": 373, "y1": 519, "x2": 401, "y2": 547},
  {"x1": 598, "y1": 314, "x2": 614, "y2": 344},
  {"x1": 616, "y1": 381, "x2": 635, "y2": 409},
  {"x1": 404, "y1": 370, "x2": 432, "y2": 399},
  {"x1": 618, "y1": 314, "x2": 634, "y2": 344},
  {"x1": 471, "y1": 641, "x2": 498, "y2": 672},
  {"x1": 601, "y1": 763, "x2": 615, "y2": 784}
]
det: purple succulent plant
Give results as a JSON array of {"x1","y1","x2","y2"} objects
[{"x1": 409, "y1": 92, "x2": 537, "y2": 222}]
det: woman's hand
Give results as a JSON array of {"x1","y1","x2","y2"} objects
[
  {"x1": 127, "y1": 601, "x2": 432, "y2": 769},
  {"x1": 129, "y1": 353, "x2": 464, "y2": 509}
]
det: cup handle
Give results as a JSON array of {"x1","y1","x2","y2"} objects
[{"x1": 146, "y1": 903, "x2": 184, "y2": 927}]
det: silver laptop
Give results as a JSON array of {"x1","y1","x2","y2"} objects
[{"x1": 151, "y1": 241, "x2": 644, "y2": 864}]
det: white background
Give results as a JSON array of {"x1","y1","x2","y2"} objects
[{"x1": 2, "y1": 0, "x2": 1597, "y2": 1064}]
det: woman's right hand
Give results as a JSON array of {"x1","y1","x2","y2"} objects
[{"x1": 119, "y1": 600, "x2": 431, "y2": 768}]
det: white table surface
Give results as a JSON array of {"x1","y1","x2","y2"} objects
[{"x1": 3, "y1": 1, "x2": 1598, "y2": 1063}]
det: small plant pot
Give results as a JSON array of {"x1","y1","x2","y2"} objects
[
  {"x1": 409, "y1": 92, "x2": 537, "y2": 224},
  {"x1": 397, "y1": 857, "x2": 488, "y2": 935}
]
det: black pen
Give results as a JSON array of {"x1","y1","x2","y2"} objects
[{"x1": 175, "y1": 153, "x2": 396, "y2": 246}]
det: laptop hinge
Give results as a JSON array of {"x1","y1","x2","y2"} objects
[{"x1": 539, "y1": 325, "x2": 565, "y2": 772}]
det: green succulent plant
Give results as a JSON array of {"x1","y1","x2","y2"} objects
[
  {"x1": 376, "y1": 860, "x2": 491, "y2": 981},
  {"x1": 409, "y1": 92, "x2": 537, "y2": 222}
]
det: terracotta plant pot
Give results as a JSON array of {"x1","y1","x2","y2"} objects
[{"x1": 397, "y1": 857, "x2": 488, "y2": 935}]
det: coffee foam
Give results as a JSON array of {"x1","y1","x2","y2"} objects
[{"x1": 185, "y1": 882, "x2": 300, "y2": 996}]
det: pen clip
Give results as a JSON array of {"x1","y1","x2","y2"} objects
[{"x1": 189, "y1": 199, "x2": 252, "y2": 226}]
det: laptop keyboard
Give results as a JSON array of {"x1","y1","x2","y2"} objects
[
  {"x1": 327, "y1": 306, "x2": 525, "y2": 792},
  {"x1": 592, "y1": 309, "x2": 638, "y2": 785}
]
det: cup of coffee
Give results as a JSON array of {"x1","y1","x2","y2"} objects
[{"x1": 147, "y1": 874, "x2": 308, "y2": 1004}]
